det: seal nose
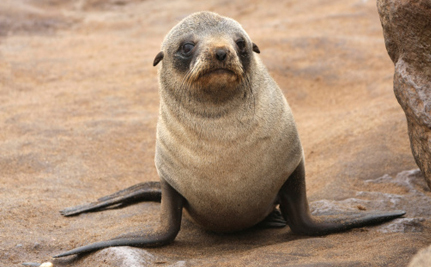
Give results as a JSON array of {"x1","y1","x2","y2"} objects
[{"x1": 215, "y1": 48, "x2": 227, "y2": 61}]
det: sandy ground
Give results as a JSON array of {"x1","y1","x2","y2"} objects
[{"x1": 1, "y1": 0, "x2": 431, "y2": 266}]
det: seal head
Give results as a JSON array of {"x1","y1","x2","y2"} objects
[{"x1": 154, "y1": 12, "x2": 260, "y2": 110}]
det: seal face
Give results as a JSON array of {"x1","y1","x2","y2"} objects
[
  {"x1": 156, "y1": 12, "x2": 260, "y2": 112},
  {"x1": 154, "y1": 11, "x2": 303, "y2": 232}
]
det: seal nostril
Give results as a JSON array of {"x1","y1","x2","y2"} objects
[{"x1": 215, "y1": 49, "x2": 227, "y2": 61}]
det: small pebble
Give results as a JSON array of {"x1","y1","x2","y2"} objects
[
  {"x1": 33, "y1": 242, "x2": 41, "y2": 249},
  {"x1": 40, "y1": 262, "x2": 54, "y2": 267},
  {"x1": 357, "y1": 204, "x2": 367, "y2": 211}
]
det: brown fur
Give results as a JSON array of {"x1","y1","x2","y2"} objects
[{"x1": 154, "y1": 11, "x2": 303, "y2": 232}]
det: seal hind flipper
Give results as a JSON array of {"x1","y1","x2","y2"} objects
[
  {"x1": 60, "y1": 181, "x2": 161, "y2": 216},
  {"x1": 54, "y1": 180, "x2": 183, "y2": 258},
  {"x1": 256, "y1": 208, "x2": 287, "y2": 228},
  {"x1": 278, "y1": 160, "x2": 406, "y2": 235}
]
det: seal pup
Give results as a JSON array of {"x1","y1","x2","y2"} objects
[{"x1": 54, "y1": 11, "x2": 405, "y2": 258}]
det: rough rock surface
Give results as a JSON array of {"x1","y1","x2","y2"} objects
[
  {"x1": 3, "y1": 0, "x2": 431, "y2": 266},
  {"x1": 377, "y1": 0, "x2": 431, "y2": 189}
]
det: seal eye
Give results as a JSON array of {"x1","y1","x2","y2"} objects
[
  {"x1": 236, "y1": 39, "x2": 246, "y2": 52},
  {"x1": 181, "y1": 43, "x2": 195, "y2": 56}
]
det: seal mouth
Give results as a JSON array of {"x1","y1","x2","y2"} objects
[
  {"x1": 202, "y1": 68, "x2": 236, "y2": 76},
  {"x1": 201, "y1": 68, "x2": 236, "y2": 78}
]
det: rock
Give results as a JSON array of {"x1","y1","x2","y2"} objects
[
  {"x1": 408, "y1": 244, "x2": 431, "y2": 267},
  {"x1": 77, "y1": 247, "x2": 186, "y2": 267},
  {"x1": 311, "y1": 169, "x2": 429, "y2": 234},
  {"x1": 377, "y1": 0, "x2": 431, "y2": 188},
  {"x1": 363, "y1": 169, "x2": 431, "y2": 218},
  {"x1": 378, "y1": 217, "x2": 425, "y2": 234},
  {"x1": 82, "y1": 247, "x2": 156, "y2": 267}
]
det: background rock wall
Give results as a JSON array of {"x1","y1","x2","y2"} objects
[{"x1": 378, "y1": 0, "x2": 431, "y2": 189}]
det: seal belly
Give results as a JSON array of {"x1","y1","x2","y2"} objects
[{"x1": 155, "y1": 101, "x2": 302, "y2": 232}]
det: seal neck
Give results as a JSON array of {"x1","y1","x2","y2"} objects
[{"x1": 160, "y1": 79, "x2": 256, "y2": 120}]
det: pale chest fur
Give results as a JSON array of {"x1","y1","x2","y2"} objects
[{"x1": 155, "y1": 71, "x2": 303, "y2": 232}]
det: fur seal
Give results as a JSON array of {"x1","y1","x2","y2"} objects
[{"x1": 54, "y1": 11, "x2": 405, "y2": 258}]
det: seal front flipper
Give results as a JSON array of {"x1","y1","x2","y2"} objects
[
  {"x1": 279, "y1": 160, "x2": 406, "y2": 236},
  {"x1": 60, "y1": 181, "x2": 161, "y2": 216},
  {"x1": 54, "y1": 180, "x2": 183, "y2": 258}
]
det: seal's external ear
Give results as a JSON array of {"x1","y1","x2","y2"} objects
[
  {"x1": 153, "y1": 51, "x2": 164, "y2": 66},
  {"x1": 252, "y1": 43, "x2": 260, "y2": 54}
]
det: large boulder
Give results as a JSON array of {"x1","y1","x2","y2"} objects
[{"x1": 377, "y1": 0, "x2": 431, "y2": 188}]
